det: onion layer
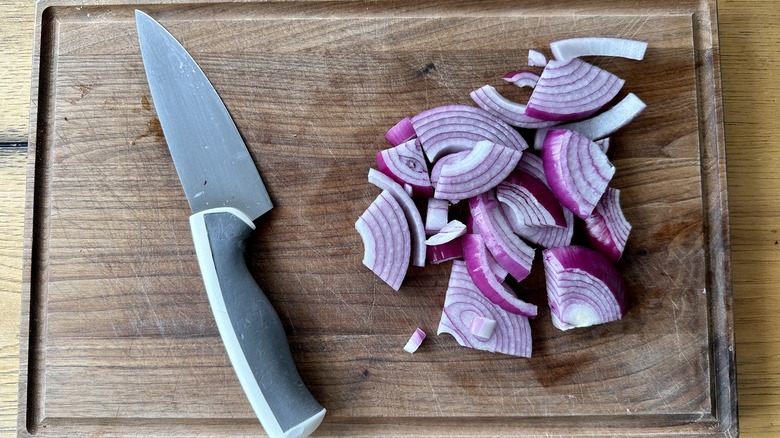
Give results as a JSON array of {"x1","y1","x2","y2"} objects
[
  {"x1": 368, "y1": 169, "x2": 426, "y2": 267},
  {"x1": 497, "y1": 169, "x2": 567, "y2": 228},
  {"x1": 376, "y1": 139, "x2": 433, "y2": 198},
  {"x1": 584, "y1": 187, "x2": 631, "y2": 262},
  {"x1": 462, "y1": 234, "x2": 536, "y2": 317},
  {"x1": 502, "y1": 70, "x2": 540, "y2": 88},
  {"x1": 437, "y1": 260, "x2": 532, "y2": 357},
  {"x1": 426, "y1": 238, "x2": 464, "y2": 264},
  {"x1": 469, "y1": 316, "x2": 497, "y2": 341},
  {"x1": 434, "y1": 140, "x2": 522, "y2": 202},
  {"x1": 403, "y1": 328, "x2": 426, "y2": 353},
  {"x1": 385, "y1": 117, "x2": 416, "y2": 146},
  {"x1": 525, "y1": 58, "x2": 624, "y2": 122},
  {"x1": 470, "y1": 85, "x2": 558, "y2": 129},
  {"x1": 411, "y1": 105, "x2": 528, "y2": 162},
  {"x1": 528, "y1": 49, "x2": 548, "y2": 67},
  {"x1": 543, "y1": 246, "x2": 628, "y2": 330},
  {"x1": 355, "y1": 190, "x2": 411, "y2": 291},
  {"x1": 425, "y1": 198, "x2": 449, "y2": 236},
  {"x1": 550, "y1": 37, "x2": 648, "y2": 61},
  {"x1": 542, "y1": 129, "x2": 615, "y2": 219}
]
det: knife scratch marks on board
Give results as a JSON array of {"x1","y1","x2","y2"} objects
[{"x1": 425, "y1": 374, "x2": 443, "y2": 416}]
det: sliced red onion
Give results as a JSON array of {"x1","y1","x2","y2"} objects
[
  {"x1": 486, "y1": 247, "x2": 509, "y2": 283},
  {"x1": 515, "y1": 151, "x2": 547, "y2": 183},
  {"x1": 542, "y1": 129, "x2": 615, "y2": 219},
  {"x1": 543, "y1": 246, "x2": 628, "y2": 330},
  {"x1": 584, "y1": 187, "x2": 631, "y2": 262},
  {"x1": 535, "y1": 93, "x2": 646, "y2": 147},
  {"x1": 425, "y1": 198, "x2": 449, "y2": 236},
  {"x1": 469, "y1": 190, "x2": 535, "y2": 282},
  {"x1": 437, "y1": 260, "x2": 532, "y2": 358},
  {"x1": 410, "y1": 105, "x2": 528, "y2": 162},
  {"x1": 430, "y1": 150, "x2": 469, "y2": 189},
  {"x1": 528, "y1": 49, "x2": 548, "y2": 67},
  {"x1": 497, "y1": 169, "x2": 567, "y2": 228},
  {"x1": 462, "y1": 234, "x2": 536, "y2": 317},
  {"x1": 403, "y1": 328, "x2": 426, "y2": 353},
  {"x1": 595, "y1": 137, "x2": 611, "y2": 155},
  {"x1": 525, "y1": 58, "x2": 625, "y2": 122},
  {"x1": 501, "y1": 70, "x2": 540, "y2": 88},
  {"x1": 426, "y1": 237, "x2": 464, "y2": 265},
  {"x1": 550, "y1": 37, "x2": 648, "y2": 61},
  {"x1": 403, "y1": 183, "x2": 413, "y2": 197},
  {"x1": 368, "y1": 169, "x2": 426, "y2": 267},
  {"x1": 385, "y1": 117, "x2": 416, "y2": 146},
  {"x1": 470, "y1": 85, "x2": 558, "y2": 129},
  {"x1": 425, "y1": 220, "x2": 467, "y2": 245},
  {"x1": 434, "y1": 140, "x2": 522, "y2": 202},
  {"x1": 469, "y1": 316, "x2": 497, "y2": 341},
  {"x1": 376, "y1": 139, "x2": 433, "y2": 197},
  {"x1": 355, "y1": 190, "x2": 411, "y2": 291}
]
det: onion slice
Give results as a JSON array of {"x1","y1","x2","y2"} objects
[
  {"x1": 355, "y1": 190, "x2": 411, "y2": 291},
  {"x1": 502, "y1": 70, "x2": 540, "y2": 88},
  {"x1": 385, "y1": 117, "x2": 416, "y2": 146},
  {"x1": 469, "y1": 316, "x2": 497, "y2": 341},
  {"x1": 595, "y1": 137, "x2": 611, "y2": 155},
  {"x1": 403, "y1": 328, "x2": 426, "y2": 353},
  {"x1": 411, "y1": 105, "x2": 528, "y2": 162},
  {"x1": 368, "y1": 169, "x2": 426, "y2": 267},
  {"x1": 584, "y1": 187, "x2": 631, "y2": 262},
  {"x1": 426, "y1": 220, "x2": 467, "y2": 245},
  {"x1": 535, "y1": 93, "x2": 646, "y2": 147},
  {"x1": 543, "y1": 246, "x2": 628, "y2": 330},
  {"x1": 525, "y1": 58, "x2": 625, "y2": 122},
  {"x1": 435, "y1": 140, "x2": 522, "y2": 202},
  {"x1": 469, "y1": 190, "x2": 535, "y2": 282},
  {"x1": 437, "y1": 260, "x2": 533, "y2": 357},
  {"x1": 528, "y1": 49, "x2": 548, "y2": 67},
  {"x1": 430, "y1": 150, "x2": 469, "y2": 189},
  {"x1": 425, "y1": 198, "x2": 449, "y2": 235},
  {"x1": 376, "y1": 139, "x2": 433, "y2": 197},
  {"x1": 542, "y1": 129, "x2": 615, "y2": 219},
  {"x1": 470, "y1": 85, "x2": 559, "y2": 129},
  {"x1": 497, "y1": 169, "x2": 567, "y2": 228},
  {"x1": 426, "y1": 238, "x2": 464, "y2": 265},
  {"x1": 550, "y1": 37, "x2": 648, "y2": 61}
]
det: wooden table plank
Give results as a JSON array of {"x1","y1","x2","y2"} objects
[{"x1": 1, "y1": 0, "x2": 780, "y2": 436}]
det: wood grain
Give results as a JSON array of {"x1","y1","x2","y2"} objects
[
  {"x1": 0, "y1": 1, "x2": 34, "y2": 143},
  {"x1": 0, "y1": 0, "x2": 777, "y2": 437},
  {"x1": 13, "y1": 0, "x2": 735, "y2": 436}
]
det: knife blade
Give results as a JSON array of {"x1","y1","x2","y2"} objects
[{"x1": 135, "y1": 10, "x2": 325, "y2": 438}]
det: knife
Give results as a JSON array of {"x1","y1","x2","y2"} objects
[{"x1": 135, "y1": 11, "x2": 325, "y2": 438}]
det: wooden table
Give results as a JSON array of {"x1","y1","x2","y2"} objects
[{"x1": 1, "y1": 1, "x2": 778, "y2": 436}]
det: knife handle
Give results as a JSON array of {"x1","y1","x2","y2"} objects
[{"x1": 189, "y1": 207, "x2": 326, "y2": 438}]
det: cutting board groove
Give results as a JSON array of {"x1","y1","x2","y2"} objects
[{"x1": 19, "y1": 0, "x2": 736, "y2": 436}]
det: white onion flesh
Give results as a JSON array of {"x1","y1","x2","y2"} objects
[
  {"x1": 368, "y1": 169, "x2": 427, "y2": 267},
  {"x1": 376, "y1": 139, "x2": 433, "y2": 197},
  {"x1": 434, "y1": 140, "x2": 522, "y2": 202},
  {"x1": 542, "y1": 129, "x2": 615, "y2": 219},
  {"x1": 584, "y1": 187, "x2": 631, "y2": 262},
  {"x1": 470, "y1": 85, "x2": 559, "y2": 129},
  {"x1": 355, "y1": 190, "x2": 411, "y2": 291},
  {"x1": 425, "y1": 197, "x2": 449, "y2": 236},
  {"x1": 426, "y1": 220, "x2": 467, "y2": 246},
  {"x1": 403, "y1": 328, "x2": 426, "y2": 353},
  {"x1": 501, "y1": 70, "x2": 540, "y2": 88},
  {"x1": 525, "y1": 58, "x2": 624, "y2": 122},
  {"x1": 469, "y1": 316, "x2": 498, "y2": 341},
  {"x1": 550, "y1": 37, "x2": 648, "y2": 61},
  {"x1": 497, "y1": 169, "x2": 567, "y2": 228},
  {"x1": 528, "y1": 49, "x2": 548, "y2": 67},
  {"x1": 543, "y1": 246, "x2": 628, "y2": 330},
  {"x1": 438, "y1": 260, "x2": 532, "y2": 357}
]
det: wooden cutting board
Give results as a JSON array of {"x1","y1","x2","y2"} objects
[{"x1": 18, "y1": 0, "x2": 737, "y2": 436}]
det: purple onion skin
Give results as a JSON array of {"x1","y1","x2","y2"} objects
[{"x1": 427, "y1": 238, "x2": 464, "y2": 264}]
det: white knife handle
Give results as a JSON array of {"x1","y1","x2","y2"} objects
[{"x1": 189, "y1": 207, "x2": 326, "y2": 438}]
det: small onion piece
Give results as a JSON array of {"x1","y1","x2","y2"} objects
[
  {"x1": 525, "y1": 58, "x2": 625, "y2": 122},
  {"x1": 543, "y1": 246, "x2": 628, "y2": 330},
  {"x1": 355, "y1": 190, "x2": 411, "y2": 291},
  {"x1": 497, "y1": 169, "x2": 567, "y2": 228},
  {"x1": 470, "y1": 85, "x2": 558, "y2": 129},
  {"x1": 403, "y1": 328, "x2": 426, "y2": 353},
  {"x1": 595, "y1": 137, "x2": 611, "y2": 155},
  {"x1": 376, "y1": 139, "x2": 433, "y2": 197},
  {"x1": 368, "y1": 169, "x2": 427, "y2": 267},
  {"x1": 501, "y1": 70, "x2": 540, "y2": 88},
  {"x1": 550, "y1": 37, "x2": 648, "y2": 61},
  {"x1": 437, "y1": 260, "x2": 533, "y2": 358},
  {"x1": 426, "y1": 220, "x2": 467, "y2": 245},
  {"x1": 385, "y1": 117, "x2": 416, "y2": 146},
  {"x1": 462, "y1": 234, "x2": 536, "y2": 317},
  {"x1": 435, "y1": 140, "x2": 523, "y2": 202},
  {"x1": 469, "y1": 190, "x2": 535, "y2": 282},
  {"x1": 426, "y1": 237, "x2": 464, "y2": 264},
  {"x1": 469, "y1": 316, "x2": 497, "y2": 341},
  {"x1": 535, "y1": 93, "x2": 647, "y2": 147},
  {"x1": 411, "y1": 105, "x2": 529, "y2": 162},
  {"x1": 542, "y1": 129, "x2": 615, "y2": 219},
  {"x1": 584, "y1": 187, "x2": 631, "y2": 262},
  {"x1": 425, "y1": 198, "x2": 449, "y2": 236},
  {"x1": 528, "y1": 49, "x2": 548, "y2": 67}
]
